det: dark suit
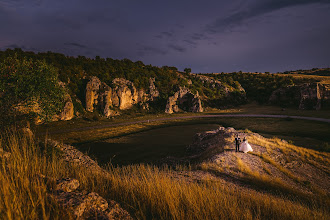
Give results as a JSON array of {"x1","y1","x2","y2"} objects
[{"x1": 235, "y1": 137, "x2": 241, "y2": 152}]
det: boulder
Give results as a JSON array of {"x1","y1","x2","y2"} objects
[
  {"x1": 48, "y1": 176, "x2": 132, "y2": 220},
  {"x1": 54, "y1": 190, "x2": 132, "y2": 219},
  {"x1": 165, "y1": 87, "x2": 203, "y2": 114},
  {"x1": 56, "y1": 178, "x2": 80, "y2": 192}
]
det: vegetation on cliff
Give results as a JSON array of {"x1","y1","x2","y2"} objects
[
  {"x1": 209, "y1": 72, "x2": 315, "y2": 104},
  {"x1": 0, "y1": 49, "x2": 245, "y2": 115}
]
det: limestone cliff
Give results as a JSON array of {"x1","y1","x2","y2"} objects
[
  {"x1": 85, "y1": 76, "x2": 157, "y2": 117},
  {"x1": 269, "y1": 82, "x2": 330, "y2": 110},
  {"x1": 59, "y1": 94, "x2": 74, "y2": 121},
  {"x1": 165, "y1": 87, "x2": 203, "y2": 114}
]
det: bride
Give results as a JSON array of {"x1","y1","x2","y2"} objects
[{"x1": 240, "y1": 138, "x2": 253, "y2": 153}]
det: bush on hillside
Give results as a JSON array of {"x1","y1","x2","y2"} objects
[{"x1": 0, "y1": 54, "x2": 65, "y2": 126}]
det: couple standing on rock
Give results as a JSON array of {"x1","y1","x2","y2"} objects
[{"x1": 235, "y1": 135, "x2": 253, "y2": 153}]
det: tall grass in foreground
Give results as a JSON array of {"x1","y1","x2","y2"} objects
[
  {"x1": 0, "y1": 131, "x2": 73, "y2": 219},
  {"x1": 1, "y1": 131, "x2": 329, "y2": 219}
]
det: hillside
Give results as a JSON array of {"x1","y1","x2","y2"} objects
[
  {"x1": 0, "y1": 127, "x2": 329, "y2": 219},
  {"x1": 1, "y1": 48, "x2": 329, "y2": 128},
  {"x1": 282, "y1": 68, "x2": 330, "y2": 76}
]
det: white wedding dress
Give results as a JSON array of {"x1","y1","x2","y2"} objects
[{"x1": 240, "y1": 141, "x2": 253, "y2": 153}]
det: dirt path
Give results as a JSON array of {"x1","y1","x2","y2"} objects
[{"x1": 45, "y1": 114, "x2": 330, "y2": 135}]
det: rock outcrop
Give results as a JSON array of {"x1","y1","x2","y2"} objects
[
  {"x1": 85, "y1": 76, "x2": 103, "y2": 112},
  {"x1": 165, "y1": 87, "x2": 203, "y2": 114},
  {"x1": 52, "y1": 179, "x2": 132, "y2": 220},
  {"x1": 186, "y1": 127, "x2": 234, "y2": 161},
  {"x1": 149, "y1": 77, "x2": 159, "y2": 101},
  {"x1": 60, "y1": 94, "x2": 74, "y2": 121},
  {"x1": 47, "y1": 139, "x2": 104, "y2": 174},
  {"x1": 85, "y1": 76, "x2": 158, "y2": 117},
  {"x1": 43, "y1": 140, "x2": 133, "y2": 219},
  {"x1": 269, "y1": 82, "x2": 330, "y2": 110}
]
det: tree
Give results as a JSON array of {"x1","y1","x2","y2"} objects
[
  {"x1": 184, "y1": 68, "x2": 191, "y2": 74},
  {"x1": 0, "y1": 54, "x2": 65, "y2": 125}
]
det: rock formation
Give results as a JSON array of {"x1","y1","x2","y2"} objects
[
  {"x1": 51, "y1": 178, "x2": 132, "y2": 220},
  {"x1": 269, "y1": 82, "x2": 330, "y2": 110},
  {"x1": 85, "y1": 76, "x2": 157, "y2": 117},
  {"x1": 44, "y1": 140, "x2": 133, "y2": 219},
  {"x1": 186, "y1": 127, "x2": 233, "y2": 161},
  {"x1": 59, "y1": 94, "x2": 74, "y2": 121},
  {"x1": 165, "y1": 87, "x2": 203, "y2": 114},
  {"x1": 149, "y1": 77, "x2": 159, "y2": 101}
]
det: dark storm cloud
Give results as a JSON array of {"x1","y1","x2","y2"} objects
[
  {"x1": 139, "y1": 46, "x2": 168, "y2": 56},
  {"x1": 206, "y1": 0, "x2": 330, "y2": 33},
  {"x1": 161, "y1": 31, "x2": 174, "y2": 38},
  {"x1": 1, "y1": 43, "x2": 40, "y2": 52},
  {"x1": 168, "y1": 44, "x2": 186, "y2": 53},
  {"x1": 183, "y1": 39, "x2": 197, "y2": 46},
  {"x1": 0, "y1": 0, "x2": 329, "y2": 73},
  {"x1": 64, "y1": 43, "x2": 88, "y2": 49}
]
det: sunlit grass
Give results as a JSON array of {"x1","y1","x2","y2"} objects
[{"x1": 1, "y1": 129, "x2": 329, "y2": 219}]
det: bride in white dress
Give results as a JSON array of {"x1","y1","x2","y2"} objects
[{"x1": 240, "y1": 138, "x2": 253, "y2": 153}]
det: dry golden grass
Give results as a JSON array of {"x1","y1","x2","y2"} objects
[
  {"x1": 1, "y1": 130, "x2": 329, "y2": 219},
  {"x1": 0, "y1": 131, "x2": 73, "y2": 219},
  {"x1": 248, "y1": 135, "x2": 330, "y2": 174}
]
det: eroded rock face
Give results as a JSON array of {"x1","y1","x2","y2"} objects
[
  {"x1": 85, "y1": 76, "x2": 155, "y2": 116},
  {"x1": 269, "y1": 82, "x2": 330, "y2": 110},
  {"x1": 165, "y1": 87, "x2": 203, "y2": 114},
  {"x1": 149, "y1": 77, "x2": 159, "y2": 101},
  {"x1": 112, "y1": 78, "x2": 137, "y2": 110},
  {"x1": 60, "y1": 94, "x2": 74, "y2": 121},
  {"x1": 85, "y1": 76, "x2": 102, "y2": 112}
]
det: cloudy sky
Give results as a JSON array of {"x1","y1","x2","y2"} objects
[{"x1": 1, "y1": 0, "x2": 330, "y2": 73}]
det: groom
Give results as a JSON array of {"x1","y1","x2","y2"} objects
[{"x1": 235, "y1": 135, "x2": 241, "y2": 152}]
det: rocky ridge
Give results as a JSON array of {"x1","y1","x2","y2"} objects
[
  {"x1": 269, "y1": 82, "x2": 330, "y2": 110},
  {"x1": 44, "y1": 177, "x2": 132, "y2": 220},
  {"x1": 45, "y1": 139, "x2": 133, "y2": 219},
  {"x1": 194, "y1": 74, "x2": 246, "y2": 95}
]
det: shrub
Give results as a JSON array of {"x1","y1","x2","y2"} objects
[{"x1": 0, "y1": 54, "x2": 65, "y2": 125}]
